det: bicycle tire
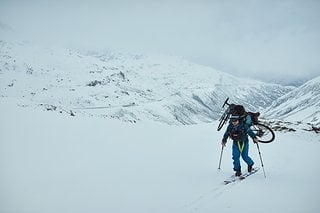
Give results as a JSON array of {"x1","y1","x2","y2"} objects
[
  {"x1": 217, "y1": 112, "x2": 230, "y2": 131},
  {"x1": 250, "y1": 123, "x2": 275, "y2": 143}
]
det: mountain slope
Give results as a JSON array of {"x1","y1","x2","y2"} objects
[
  {"x1": 264, "y1": 76, "x2": 320, "y2": 125},
  {"x1": 1, "y1": 99, "x2": 320, "y2": 213},
  {"x1": 0, "y1": 40, "x2": 292, "y2": 124}
]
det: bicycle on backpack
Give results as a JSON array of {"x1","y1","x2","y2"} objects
[{"x1": 217, "y1": 98, "x2": 275, "y2": 143}]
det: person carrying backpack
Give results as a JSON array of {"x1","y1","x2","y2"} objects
[
  {"x1": 229, "y1": 104, "x2": 252, "y2": 126},
  {"x1": 221, "y1": 115, "x2": 259, "y2": 176}
]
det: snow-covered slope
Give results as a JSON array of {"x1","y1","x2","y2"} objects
[
  {"x1": 0, "y1": 40, "x2": 292, "y2": 124},
  {"x1": 264, "y1": 76, "x2": 320, "y2": 125},
  {"x1": 1, "y1": 99, "x2": 319, "y2": 213}
]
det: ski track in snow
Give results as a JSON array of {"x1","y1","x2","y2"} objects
[
  {"x1": 183, "y1": 170, "x2": 259, "y2": 213},
  {"x1": 184, "y1": 183, "x2": 227, "y2": 212}
]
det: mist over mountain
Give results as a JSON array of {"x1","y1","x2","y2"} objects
[
  {"x1": 1, "y1": 0, "x2": 320, "y2": 87},
  {"x1": 0, "y1": 40, "x2": 294, "y2": 124}
]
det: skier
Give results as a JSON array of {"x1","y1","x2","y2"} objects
[{"x1": 221, "y1": 115, "x2": 259, "y2": 176}]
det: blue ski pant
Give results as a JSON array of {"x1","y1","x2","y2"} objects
[{"x1": 232, "y1": 141, "x2": 254, "y2": 172}]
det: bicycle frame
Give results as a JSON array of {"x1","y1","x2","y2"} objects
[{"x1": 217, "y1": 98, "x2": 275, "y2": 143}]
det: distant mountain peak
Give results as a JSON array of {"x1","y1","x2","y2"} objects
[
  {"x1": 1, "y1": 40, "x2": 294, "y2": 125},
  {"x1": 264, "y1": 75, "x2": 320, "y2": 126}
]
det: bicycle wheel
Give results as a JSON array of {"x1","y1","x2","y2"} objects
[
  {"x1": 217, "y1": 111, "x2": 230, "y2": 131},
  {"x1": 250, "y1": 123, "x2": 275, "y2": 143}
]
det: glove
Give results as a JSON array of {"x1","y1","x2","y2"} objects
[
  {"x1": 221, "y1": 140, "x2": 227, "y2": 147},
  {"x1": 253, "y1": 137, "x2": 259, "y2": 143}
]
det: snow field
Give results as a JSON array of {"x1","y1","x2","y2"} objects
[{"x1": 0, "y1": 98, "x2": 319, "y2": 213}]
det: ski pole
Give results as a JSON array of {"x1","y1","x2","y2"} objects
[
  {"x1": 256, "y1": 142, "x2": 266, "y2": 178},
  {"x1": 218, "y1": 144, "x2": 224, "y2": 170}
]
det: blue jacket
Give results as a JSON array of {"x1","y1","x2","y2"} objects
[{"x1": 222, "y1": 121, "x2": 256, "y2": 143}]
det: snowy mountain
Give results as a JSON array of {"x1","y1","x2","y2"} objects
[
  {"x1": 264, "y1": 76, "x2": 320, "y2": 125},
  {"x1": 1, "y1": 99, "x2": 320, "y2": 213},
  {"x1": 0, "y1": 40, "x2": 292, "y2": 124}
]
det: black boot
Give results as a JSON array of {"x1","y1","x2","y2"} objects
[
  {"x1": 248, "y1": 164, "x2": 253, "y2": 172},
  {"x1": 235, "y1": 170, "x2": 242, "y2": 176}
]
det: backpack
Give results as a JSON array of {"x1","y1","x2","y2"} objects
[
  {"x1": 230, "y1": 104, "x2": 260, "y2": 126},
  {"x1": 229, "y1": 104, "x2": 246, "y2": 117},
  {"x1": 229, "y1": 104, "x2": 251, "y2": 125},
  {"x1": 247, "y1": 112, "x2": 260, "y2": 125}
]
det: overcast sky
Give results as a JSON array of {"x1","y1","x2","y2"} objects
[{"x1": 1, "y1": 0, "x2": 320, "y2": 85}]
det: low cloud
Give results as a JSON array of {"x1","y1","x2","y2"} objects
[{"x1": 1, "y1": 0, "x2": 319, "y2": 85}]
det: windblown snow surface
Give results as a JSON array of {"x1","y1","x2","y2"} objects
[{"x1": 1, "y1": 98, "x2": 319, "y2": 213}]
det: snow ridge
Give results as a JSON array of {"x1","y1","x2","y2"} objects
[
  {"x1": 1, "y1": 40, "x2": 293, "y2": 124},
  {"x1": 264, "y1": 76, "x2": 320, "y2": 125}
]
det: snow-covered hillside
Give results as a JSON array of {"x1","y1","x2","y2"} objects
[
  {"x1": 1, "y1": 98, "x2": 319, "y2": 213},
  {"x1": 264, "y1": 76, "x2": 320, "y2": 125},
  {"x1": 0, "y1": 41, "x2": 292, "y2": 124},
  {"x1": 1, "y1": 22, "x2": 319, "y2": 213}
]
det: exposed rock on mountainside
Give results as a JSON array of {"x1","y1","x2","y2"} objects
[{"x1": 0, "y1": 41, "x2": 293, "y2": 124}]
